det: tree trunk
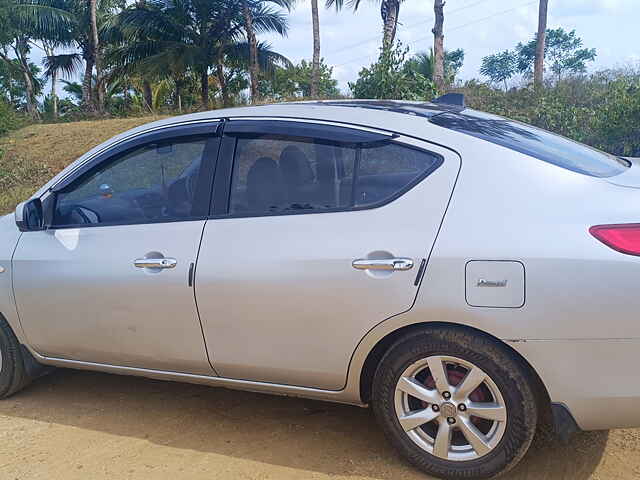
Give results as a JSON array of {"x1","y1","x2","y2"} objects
[
  {"x1": 380, "y1": 0, "x2": 400, "y2": 50},
  {"x1": 174, "y1": 79, "x2": 182, "y2": 112},
  {"x1": 432, "y1": 0, "x2": 446, "y2": 93},
  {"x1": 89, "y1": 0, "x2": 104, "y2": 113},
  {"x1": 43, "y1": 44, "x2": 58, "y2": 118},
  {"x1": 242, "y1": 0, "x2": 260, "y2": 103},
  {"x1": 216, "y1": 63, "x2": 230, "y2": 107},
  {"x1": 534, "y1": 0, "x2": 548, "y2": 89},
  {"x1": 310, "y1": 0, "x2": 321, "y2": 98},
  {"x1": 9, "y1": 39, "x2": 39, "y2": 119},
  {"x1": 82, "y1": 55, "x2": 94, "y2": 111},
  {"x1": 21, "y1": 68, "x2": 38, "y2": 119},
  {"x1": 123, "y1": 81, "x2": 131, "y2": 111},
  {"x1": 200, "y1": 69, "x2": 210, "y2": 109},
  {"x1": 142, "y1": 79, "x2": 153, "y2": 112},
  {"x1": 381, "y1": 0, "x2": 399, "y2": 50},
  {"x1": 51, "y1": 68, "x2": 58, "y2": 117}
]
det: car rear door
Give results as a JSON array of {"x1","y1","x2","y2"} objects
[
  {"x1": 12, "y1": 122, "x2": 220, "y2": 374},
  {"x1": 195, "y1": 119, "x2": 460, "y2": 390}
]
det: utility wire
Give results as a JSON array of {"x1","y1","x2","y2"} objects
[
  {"x1": 325, "y1": 0, "x2": 493, "y2": 56},
  {"x1": 333, "y1": 0, "x2": 537, "y2": 69}
]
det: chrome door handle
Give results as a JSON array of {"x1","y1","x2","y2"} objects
[
  {"x1": 352, "y1": 258, "x2": 414, "y2": 271},
  {"x1": 134, "y1": 258, "x2": 177, "y2": 269}
]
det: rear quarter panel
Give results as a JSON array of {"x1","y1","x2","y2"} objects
[
  {"x1": 410, "y1": 134, "x2": 640, "y2": 340},
  {"x1": 346, "y1": 130, "x2": 640, "y2": 429}
]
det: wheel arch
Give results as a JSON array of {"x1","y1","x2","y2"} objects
[{"x1": 356, "y1": 321, "x2": 551, "y2": 418}]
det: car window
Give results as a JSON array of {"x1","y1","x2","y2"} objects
[
  {"x1": 430, "y1": 110, "x2": 629, "y2": 178},
  {"x1": 355, "y1": 143, "x2": 442, "y2": 207},
  {"x1": 52, "y1": 136, "x2": 209, "y2": 227},
  {"x1": 228, "y1": 134, "x2": 442, "y2": 215},
  {"x1": 230, "y1": 137, "x2": 356, "y2": 214}
]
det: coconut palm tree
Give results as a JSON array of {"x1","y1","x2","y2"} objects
[
  {"x1": 89, "y1": 0, "x2": 101, "y2": 110},
  {"x1": 0, "y1": 0, "x2": 74, "y2": 118},
  {"x1": 404, "y1": 48, "x2": 464, "y2": 87},
  {"x1": 43, "y1": 51, "x2": 83, "y2": 116},
  {"x1": 310, "y1": 0, "x2": 320, "y2": 97},
  {"x1": 217, "y1": 40, "x2": 291, "y2": 106},
  {"x1": 109, "y1": 0, "x2": 290, "y2": 109},
  {"x1": 241, "y1": 0, "x2": 294, "y2": 103},
  {"x1": 534, "y1": 0, "x2": 549, "y2": 88}
]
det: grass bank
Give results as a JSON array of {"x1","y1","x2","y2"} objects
[{"x1": 0, "y1": 116, "x2": 162, "y2": 215}]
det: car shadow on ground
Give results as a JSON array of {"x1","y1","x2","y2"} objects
[{"x1": 0, "y1": 369, "x2": 609, "y2": 479}]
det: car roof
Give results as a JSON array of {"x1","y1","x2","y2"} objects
[
  {"x1": 143, "y1": 98, "x2": 466, "y2": 126},
  {"x1": 281, "y1": 99, "x2": 466, "y2": 118}
]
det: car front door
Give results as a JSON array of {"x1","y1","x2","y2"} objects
[
  {"x1": 12, "y1": 123, "x2": 220, "y2": 375},
  {"x1": 195, "y1": 119, "x2": 460, "y2": 389}
]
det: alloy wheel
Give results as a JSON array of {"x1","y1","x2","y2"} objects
[{"x1": 394, "y1": 355, "x2": 507, "y2": 461}]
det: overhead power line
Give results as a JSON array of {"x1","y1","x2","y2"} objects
[
  {"x1": 333, "y1": 0, "x2": 537, "y2": 69},
  {"x1": 325, "y1": 0, "x2": 493, "y2": 56}
]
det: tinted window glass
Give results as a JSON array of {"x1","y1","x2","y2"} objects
[
  {"x1": 230, "y1": 137, "x2": 356, "y2": 214},
  {"x1": 430, "y1": 110, "x2": 629, "y2": 178},
  {"x1": 229, "y1": 135, "x2": 442, "y2": 215},
  {"x1": 355, "y1": 143, "x2": 442, "y2": 207},
  {"x1": 53, "y1": 137, "x2": 208, "y2": 226}
]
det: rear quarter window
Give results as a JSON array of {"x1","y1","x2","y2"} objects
[{"x1": 430, "y1": 110, "x2": 629, "y2": 178}]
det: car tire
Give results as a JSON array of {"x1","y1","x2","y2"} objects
[
  {"x1": 0, "y1": 315, "x2": 34, "y2": 399},
  {"x1": 372, "y1": 326, "x2": 538, "y2": 480}
]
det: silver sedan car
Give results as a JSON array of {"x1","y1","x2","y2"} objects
[{"x1": 1, "y1": 96, "x2": 638, "y2": 479}]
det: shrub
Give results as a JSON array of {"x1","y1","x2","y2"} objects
[
  {"x1": 350, "y1": 43, "x2": 436, "y2": 101},
  {"x1": 457, "y1": 69, "x2": 640, "y2": 156},
  {"x1": 0, "y1": 99, "x2": 26, "y2": 136}
]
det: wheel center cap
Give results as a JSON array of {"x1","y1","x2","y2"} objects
[{"x1": 440, "y1": 402, "x2": 456, "y2": 417}]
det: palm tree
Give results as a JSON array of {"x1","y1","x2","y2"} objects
[
  {"x1": 327, "y1": 0, "x2": 403, "y2": 50},
  {"x1": 217, "y1": 40, "x2": 291, "y2": 106},
  {"x1": 0, "y1": 0, "x2": 74, "y2": 118},
  {"x1": 432, "y1": 0, "x2": 445, "y2": 92},
  {"x1": 44, "y1": 0, "x2": 122, "y2": 112},
  {"x1": 242, "y1": 0, "x2": 294, "y2": 103},
  {"x1": 89, "y1": 0, "x2": 102, "y2": 111},
  {"x1": 109, "y1": 0, "x2": 289, "y2": 109},
  {"x1": 404, "y1": 48, "x2": 464, "y2": 87},
  {"x1": 43, "y1": 51, "x2": 83, "y2": 116},
  {"x1": 61, "y1": 78, "x2": 83, "y2": 102},
  {"x1": 310, "y1": 0, "x2": 320, "y2": 97},
  {"x1": 534, "y1": 0, "x2": 549, "y2": 88}
]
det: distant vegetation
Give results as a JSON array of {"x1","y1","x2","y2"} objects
[
  {"x1": 461, "y1": 69, "x2": 640, "y2": 157},
  {"x1": 0, "y1": 0, "x2": 637, "y2": 160}
]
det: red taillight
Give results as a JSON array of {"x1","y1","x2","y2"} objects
[{"x1": 590, "y1": 224, "x2": 640, "y2": 256}]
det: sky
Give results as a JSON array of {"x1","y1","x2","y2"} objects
[
  {"x1": 28, "y1": 0, "x2": 640, "y2": 97},
  {"x1": 261, "y1": 0, "x2": 640, "y2": 92}
]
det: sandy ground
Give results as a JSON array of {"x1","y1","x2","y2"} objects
[{"x1": 0, "y1": 369, "x2": 639, "y2": 480}]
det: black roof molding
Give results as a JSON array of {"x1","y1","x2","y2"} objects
[
  {"x1": 291, "y1": 99, "x2": 465, "y2": 119},
  {"x1": 432, "y1": 93, "x2": 465, "y2": 108}
]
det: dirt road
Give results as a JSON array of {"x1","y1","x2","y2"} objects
[{"x1": 1, "y1": 369, "x2": 638, "y2": 480}]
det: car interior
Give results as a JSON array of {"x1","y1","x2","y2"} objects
[{"x1": 52, "y1": 140, "x2": 206, "y2": 226}]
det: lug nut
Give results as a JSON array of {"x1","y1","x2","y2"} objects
[
  {"x1": 458, "y1": 404, "x2": 467, "y2": 412},
  {"x1": 432, "y1": 404, "x2": 440, "y2": 412},
  {"x1": 447, "y1": 417, "x2": 456, "y2": 425},
  {"x1": 442, "y1": 391, "x2": 451, "y2": 399}
]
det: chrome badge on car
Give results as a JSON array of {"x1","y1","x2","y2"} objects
[{"x1": 477, "y1": 279, "x2": 508, "y2": 287}]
